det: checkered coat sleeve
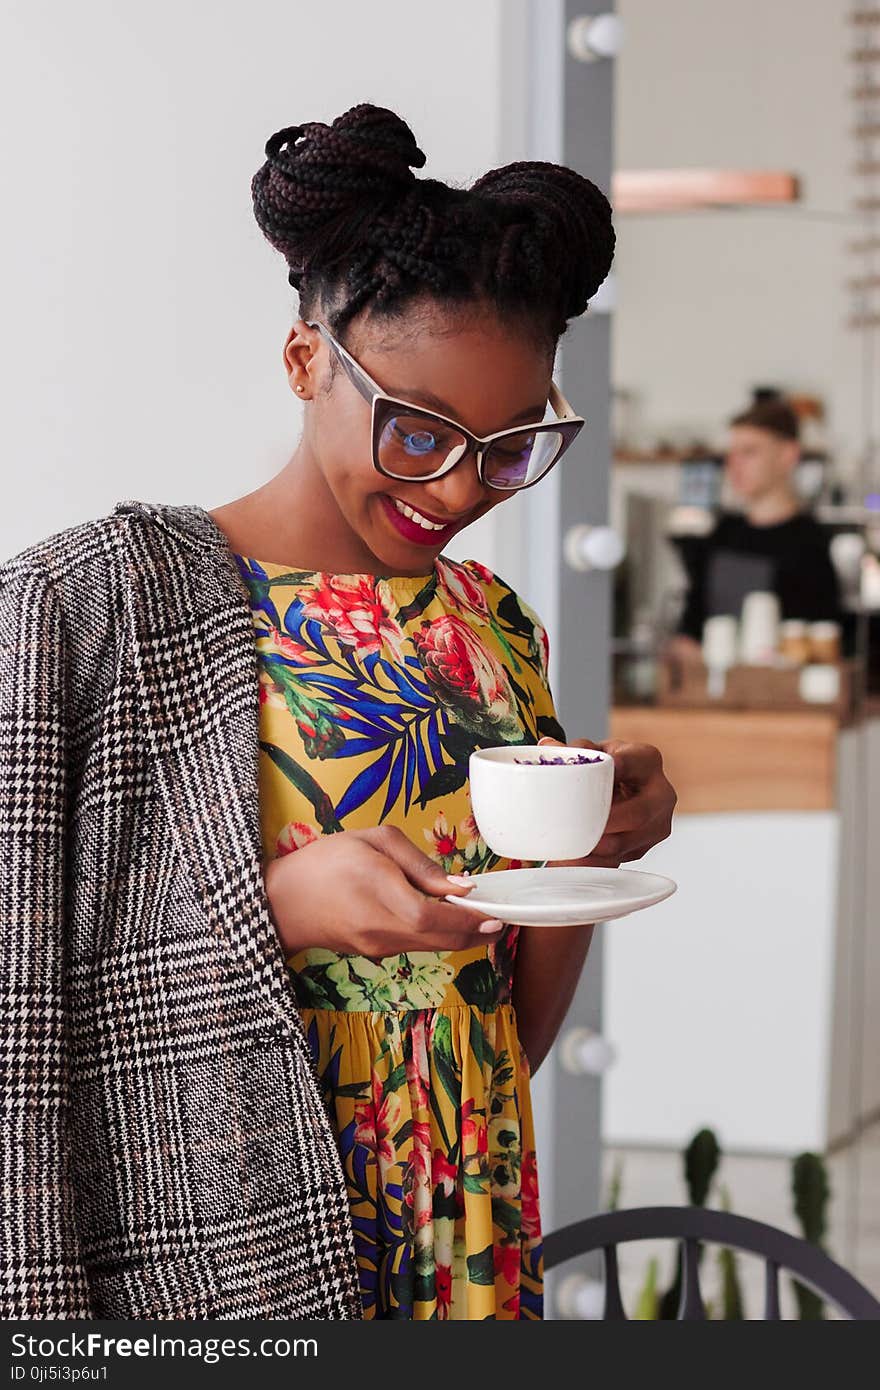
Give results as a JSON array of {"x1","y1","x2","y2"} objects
[
  {"x1": 0, "y1": 501, "x2": 362, "y2": 1319},
  {"x1": 0, "y1": 564, "x2": 93, "y2": 1316}
]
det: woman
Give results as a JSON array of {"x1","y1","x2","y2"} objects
[{"x1": 1, "y1": 104, "x2": 675, "y2": 1320}]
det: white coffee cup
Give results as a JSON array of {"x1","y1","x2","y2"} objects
[{"x1": 468, "y1": 744, "x2": 615, "y2": 861}]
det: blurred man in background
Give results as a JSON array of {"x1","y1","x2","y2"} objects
[{"x1": 670, "y1": 396, "x2": 842, "y2": 657}]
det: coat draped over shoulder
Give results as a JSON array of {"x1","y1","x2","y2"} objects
[{"x1": 0, "y1": 501, "x2": 361, "y2": 1319}]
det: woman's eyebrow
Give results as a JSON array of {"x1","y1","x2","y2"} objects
[{"x1": 389, "y1": 386, "x2": 547, "y2": 428}]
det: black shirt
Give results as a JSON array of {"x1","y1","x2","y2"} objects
[{"x1": 675, "y1": 509, "x2": 842, "y2": 641}]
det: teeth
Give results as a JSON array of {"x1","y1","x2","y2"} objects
[{"x1": 392, "y1": 498, "x2": 446, "y2": 531}]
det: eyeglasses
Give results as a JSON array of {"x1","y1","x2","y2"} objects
[{"x1": 305, "y1": 319, "x2": 585, "y2": 492}]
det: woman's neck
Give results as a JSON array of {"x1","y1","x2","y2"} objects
[{"x1": 210, "y1": 450, "x2": 385, "y2": 573}]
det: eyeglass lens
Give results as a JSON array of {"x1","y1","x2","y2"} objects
[{"x1": 377, "y1": 409, "x2": 562, "y2": 490}]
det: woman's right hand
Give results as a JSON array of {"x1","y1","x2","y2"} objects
[{"x1": 263, "y1": 826, "x2": 503, "y2": 958}]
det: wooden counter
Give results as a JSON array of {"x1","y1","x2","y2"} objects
[{"x1": 610, "y1": 706, "x2": 838, "y2": 813}]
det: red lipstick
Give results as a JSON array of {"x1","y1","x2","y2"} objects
[{"x1": 379, "y1": 494, "x2": 460, "y2": 547}]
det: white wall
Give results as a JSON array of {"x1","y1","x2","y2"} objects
[
  {"x1": 1, "y1": 0, "x2": 568, "y2": 1231},
  {"x1": 1, "y1": 0, "x2": 516, "y2": 567},
  {"x1": 613, "y1": 0, "x2": 876, "y2": 480},
  {"x1": 603, "y1": 810, "x2": 840, "y2": 1154}
]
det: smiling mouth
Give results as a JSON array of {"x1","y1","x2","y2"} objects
[
  {"x1": 377, "y1": 493, "x2": 480, "y2": 548},
  {"x1": 388, "y1": 496, "x2": 463, "y2": 532}
]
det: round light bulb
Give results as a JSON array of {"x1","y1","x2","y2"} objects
[
  {"x1": 567, "y1": 13, "x2": 624, "y2": 62},
  {"x1": 564, "y1": 524, "x2": 626, "y2": 573}
]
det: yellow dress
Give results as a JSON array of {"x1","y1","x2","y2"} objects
[{"x1": 234, "y1": 550, "x2": 564, "y2": 1319}]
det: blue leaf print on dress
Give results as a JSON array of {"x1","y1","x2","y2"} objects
[
  {"x1": 382, "y1": 741, "x2": 407, "y2": 821},
  {"x1": 335, "y1": 743, "x2": 396, "y2": 821}
]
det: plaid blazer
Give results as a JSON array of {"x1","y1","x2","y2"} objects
[{"x1": 0, "y1": 499, "x2": 362, "y2": 1319}]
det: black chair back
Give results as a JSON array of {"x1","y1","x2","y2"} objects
[{"x1": 544, "y1": 1205, "x2": 880, "y2": 1320}]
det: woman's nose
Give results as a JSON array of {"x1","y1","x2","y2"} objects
[{"x1": 420, "y1": 449, "x2": 490, "y2": 518}]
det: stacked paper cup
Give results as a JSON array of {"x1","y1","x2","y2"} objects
[
  {"x1": 739, "y1": 591, "x2": 781, "y2": 665},
  {"x1": 702, "y1": 615, "x2": 738, "y2": 698}
]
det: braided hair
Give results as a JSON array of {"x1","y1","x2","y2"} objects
[{"x1": 251, "y1": 103, "x2": 615, "y2": 353}]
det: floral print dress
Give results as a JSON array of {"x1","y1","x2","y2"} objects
[{"x1": 234, "y1": 550, "x2": 565, "y2": 1320}]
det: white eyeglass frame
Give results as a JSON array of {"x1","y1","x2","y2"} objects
[{"x1": 305, "y1": 319, "x2": 585, "y2": 492}]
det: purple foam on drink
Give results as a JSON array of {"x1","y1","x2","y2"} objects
[{"x1": 513, "y1": 752, "x2": 604, "y2": 765}]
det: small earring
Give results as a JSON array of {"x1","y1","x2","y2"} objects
[{"x1": 296, "y1": 384, "x2": 305, "y2": 393}]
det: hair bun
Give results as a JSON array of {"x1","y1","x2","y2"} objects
[
  {"x1": 251, "y1": 104, "x2": 427, "y2": 287},
  {"x1": 471, "y1": 160, "x2": 615, "y2": 315}
]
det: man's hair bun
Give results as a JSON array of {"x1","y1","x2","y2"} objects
[{"x1": 251, "y1": 104, "x2": 427, "y2": 288}]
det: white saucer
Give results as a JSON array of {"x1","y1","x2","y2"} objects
[{"x1": 445, "y1": 866, "x2": 677, "y2": 927}]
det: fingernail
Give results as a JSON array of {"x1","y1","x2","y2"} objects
[
  {"x1": 447, "y1": 874, "x2": 474, "y2": 886},
  {"x1": 478, "y1": 918, "x2": 505, "y2": 933}
]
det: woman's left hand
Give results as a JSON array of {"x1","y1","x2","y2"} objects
[{"x1": 538, "y1": 735, "x2": 677, "y2": 868}]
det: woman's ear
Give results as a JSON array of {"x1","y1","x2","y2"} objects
[{"x1": 283, "y1": 320, "x2": 322, "y2": 400}]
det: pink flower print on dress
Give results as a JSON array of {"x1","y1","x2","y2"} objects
[
  {"x1": 412, "y1": 614, "x2": 520, "y2": 739},
  {"x1": 435, "y1": 557, "x2": 490, "y2": 624},
  {"x1": 465, "y1": 559, "x2": 495, "y2": 586},
  {"x1": 258, "y1": 625, "x2": 323, "y2": 664},
  {"x1": 275, "y1": 821, "x2": 319, "y2": 856},
  {"x1": 301, "y1": 576, "x2": 406, "y2": 661},
  {"x1": 432, "y1": 1149, "x2": 458, "y2": 1198},
  {"x1": 459, "y1": 811, "x2": 487, "y2": 865},
  {"x1": 423, "y1": 809, "x2": 458, "y2": 861},
  {"x1": 354, "y1": 1072, "x2": 403, "y2": 1185},
  {"x1": 520, "y1": 1150, "x2": 542, "y2": 1241},
  {"x1": 460, "y1": 1098, "x2": 489, "y2": 1157},
  {"x1": 405, "y1": 1014, "x2": 431, "y2": 1111},
  {"x1": 257, "y1": 668, "x2": 286, "y2": 708},
  {"x1": 435, "y1": 1262, "x2": 453, "y2": 1317},
  {"x1": 403, "y1": 1120, "x2": 435, "y2": 1250},
  {"x1": 494, "y1": 1242, "x2": 521, "y2": 1289}
]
